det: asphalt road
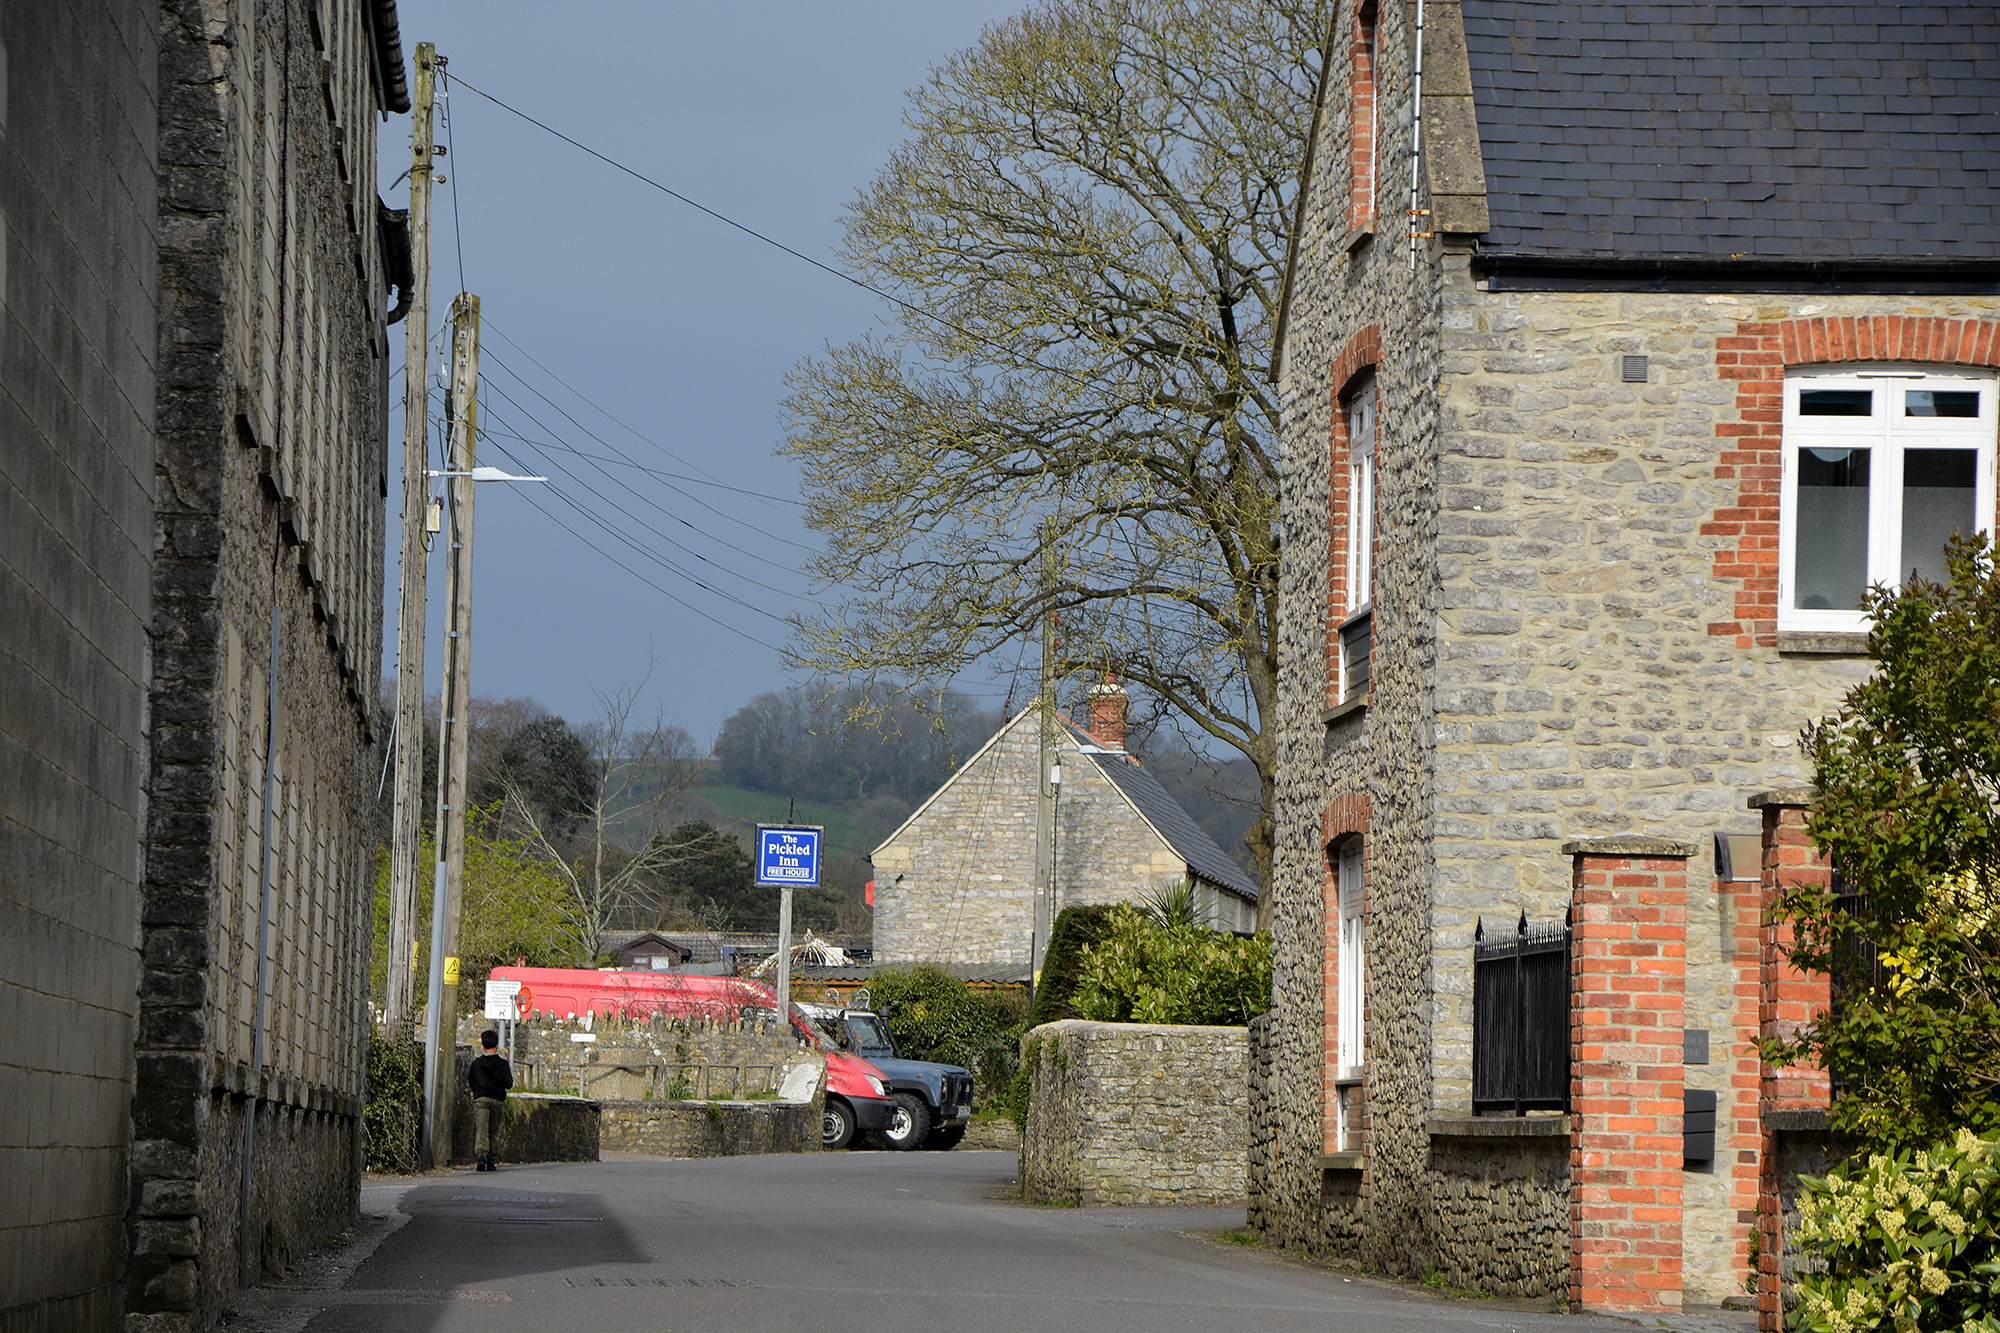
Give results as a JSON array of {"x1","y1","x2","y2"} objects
[{"x1": 237, "y1": 1150, "x2": 1712, "y2": 1333}]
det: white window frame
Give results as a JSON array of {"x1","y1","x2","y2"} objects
[
  {"x1": 1336, "y1": 842, "x2": 1365, "y2": 1077},
  {"x1": 1778, "y1": 366, "x2": 1996, "y2": 633},
  {"x1": 1345, "y1": 383, "x2": 1377, "y2": 613},
  {"x1": 1339, "y1": 383, "x2": 1377, "y2": 703},
  {"x1": 1333, "y1": 840, "x2": 1365, "y2": 1153}
]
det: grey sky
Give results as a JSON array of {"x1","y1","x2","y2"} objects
[{"x1": 383, "y1": 2, "x2": 1028, "y2": 745}]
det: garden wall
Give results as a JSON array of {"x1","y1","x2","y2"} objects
[
  {"x1": 599, "y1": 1099, "x2": 821, "y2": 1158},
  {"x1": 445, "y1": 1090, "x2": 600, "y2": 1167},
  {"x1": 1020, "y1": 1020, "x2": 1247, "y2": 1206}
]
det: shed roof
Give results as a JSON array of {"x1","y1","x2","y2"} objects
[{"x1": 1461, "y1": 1, "x2": 2000, "y2": 264}]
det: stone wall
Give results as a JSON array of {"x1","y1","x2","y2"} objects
[
  {"x1": 599, "y1": 1100, "x2": 820, "y2": 1159},
  {"x1": 447, "y1": 1092, "x2": 601, "y2": 1166},
  {"x1": 1019, "y1": 1020, "x2": 1247, "y2": 1207},
  {"x1": 127, "y1": 2, "x2": 393, "y2": 1327},
  {"x1": 0, "y1": 2, "x2": 160, "y2": 1329},
  {"x1": 874, "y1": 704, "x2": 1196, "y2": 967},
  {"x1": 1265, "y1": 0, "x2": 1446, "y2": 1276},
  {"x1": 464, "y1": 1013, "x2": 818, "y2": 1102},
  {"x1": 1425, "y1": 1120, "x2": 1569, "y2": 1298}
]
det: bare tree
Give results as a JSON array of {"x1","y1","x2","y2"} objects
[
  {"x1": 503, "y1": 675, "x2": 706, "y2": 964},
  {"x1": 781, "y1": 0, "x2": 1329, "y2": 916}
]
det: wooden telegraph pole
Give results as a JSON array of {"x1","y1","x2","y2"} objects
[
  {"x1": 420, "y1": 292, "x2": 481, "y2": 1168},
  {"x1": 385, "y1": 42, "x2": 437, "y2": 1032},
  {"x1": 1032, "y1": 521, "x2": 1057, "y2": 985}
]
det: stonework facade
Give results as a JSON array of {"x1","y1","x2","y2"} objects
[
  {"x1": 1020, "y1": 1020, "x2": 1248, "y2": 1207},
  {"x1": 1, "y1": 3, "x2": 403, "y2": 1329},
  {"x1": 1, "y1": 4, "x2": 161, "y2": 1327},
  {"x1": 872, "y1": 703, "x2": 1256, "y2": 967},
  {"x1": 1260, "y1": 0, "x2": 1999, "y2": 1314}
]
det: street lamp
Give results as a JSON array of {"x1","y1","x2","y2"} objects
[{"x1": 417, "y1": 447, "x2": 546, "y2": 1169}]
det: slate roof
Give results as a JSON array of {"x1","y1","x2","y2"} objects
[
  {"x1": 1064, "y1": 722, "x2": 1260, "y2": 904},
  {"x1": 1461, "y1": 2, "x2": 2000, "y2": 263}
]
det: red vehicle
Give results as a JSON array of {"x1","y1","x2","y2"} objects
[{"x1": 486, "y1": 966, "x2": 896, "y2": 1148}]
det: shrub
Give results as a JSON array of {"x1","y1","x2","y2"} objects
[
  {"x1": 1791, "y1": 1129, "x2": 2000, "y2": 1333},
  {"x1": 1027, "y1": 903, "x2": 1119, "y2": 1029},
  {"x1": 364, "y1": 1023, "x2": 423, "y2": 1174},
  {"x1": 1771, "y1": 534, "x2": 2000, "y2": 1148},
  {"x1": 868, "y1": 965, "x2": 1027, "y2": 1100},
  {"x1": 1071, "y1": 905, "x2": 1272, "y2": 1026}
]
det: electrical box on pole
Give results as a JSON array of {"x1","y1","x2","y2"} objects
[{"x1": 385, "y1": 41, "x2": 437, "y2": 1033}]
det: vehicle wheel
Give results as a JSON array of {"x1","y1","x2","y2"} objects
[
  {"x1": 879, "y1": 1093, "x2": 931, "y2": 1151},
  {"x1": 822, "y1": 1097, "x2": 856, "y2": 1150},
  {"x1": 924, "y1": 1125, "x2": 967, "y2": 1151}
]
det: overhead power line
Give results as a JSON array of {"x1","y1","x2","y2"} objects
[
  {"x1": 445, "y1": 74, "x2": 1101, "y2": 394},
  {"x1": 477, "y1": 342, "x2": 818, "y2": 553},
  {"x1": 472, "y1": 396, "x2": 816, "y2": 612}
]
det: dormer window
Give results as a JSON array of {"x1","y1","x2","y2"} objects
[{"x1": 1779, "y1": 367, "x2": 1995, "y2": 632}]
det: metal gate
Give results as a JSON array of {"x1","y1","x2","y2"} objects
[{"x1": 1471, "y1": 911, "x2": 1571, "y2": 1115}]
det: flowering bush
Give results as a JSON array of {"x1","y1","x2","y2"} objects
[{"x1": 1792, "y1": 1129, "x2": 2000, "y2": 1333}]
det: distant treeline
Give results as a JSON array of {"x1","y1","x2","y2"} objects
[{"x1": 712, "y1": 684, "x2": 1003, "y2": 808}]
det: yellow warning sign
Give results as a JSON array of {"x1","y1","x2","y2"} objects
[{"x1": 443, "y1": 956, "x2": 461, "y2": 986}]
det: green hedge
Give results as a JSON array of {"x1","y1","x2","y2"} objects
[
  {"x1": 1027, "y1": 903, "x2": 1119, "y2": 1029},
  {"x1": 868, "y1": 964, "x2": 1027, "y2": 1100},
  {"x1": 1071, "y1": 905, "x2": 1271, "y2": 1027}
]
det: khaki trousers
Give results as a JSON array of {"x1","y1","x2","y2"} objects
[{"x1": 473, "y1": 1097, "x2": 503, "y2": 1157}]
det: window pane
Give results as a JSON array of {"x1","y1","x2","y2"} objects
[
  {"x1": 1794, "y1": 447, "x2": 1871, "y2": 610},
  {"x1": 1900, "y1": 449, "x2": 1977, "y2": 585},
  {"x1": 1906, "y1": 390, "x2": 1980, "y2": 418},
  {"x1": 1799, "y1": 389, "x2": 1873, "y2": 416}
]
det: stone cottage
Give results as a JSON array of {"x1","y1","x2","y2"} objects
[
  {"x1": 871, "y1": 679, "x2": 1259, "y2": 969},
  {"x1": 1256, "y1": 0, "x2": 1999, "y2": 1321},
  {"x1": 1, "y1": 2, "x2": 406, "y2": 1328}
]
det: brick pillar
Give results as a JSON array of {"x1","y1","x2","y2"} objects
[
  {"x1": 1749, "y1": 789, "x2": 1833, "y2": 1333},
  {"x1": 1566, "y1": 836, "x2": 1694, "y2": 1314}
]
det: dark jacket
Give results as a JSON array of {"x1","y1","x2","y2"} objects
[{"x1": 468, "y1": 1052, "x2": 513, "y2": 1102}]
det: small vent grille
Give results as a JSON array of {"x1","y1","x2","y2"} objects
[{"x1": 1621, "y1": 354, "x2": 1649, "y2": 382}]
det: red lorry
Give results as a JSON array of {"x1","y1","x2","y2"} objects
[{"x1": 485, "y1": 966, "x2": 896, "y2": 1148}]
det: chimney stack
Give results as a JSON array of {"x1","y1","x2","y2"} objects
[{"x1": 1086, "y1": 671, "x2": 1128, "y2": 752}]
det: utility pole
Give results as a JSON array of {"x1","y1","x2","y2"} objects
[
  {"x1": 385, "y1": 41, "x2": 437, "y2": 1033},
  {"x1": 420, "y1": 292, "x2": 481, "y2": 1169},
  {"x1": 1032, "y1": 520, "x2": 1057, "y2": 985}
]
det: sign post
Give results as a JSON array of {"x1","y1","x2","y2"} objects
[
  {"x1": 755, "y1": 825, "x2": 823, "y2": 1021},
  {"x1": 484, "y1": 978, "x2": 523, "y2": 1060}
]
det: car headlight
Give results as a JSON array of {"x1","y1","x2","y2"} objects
[{"x1": 866, "y1": 1076, "x2": 887, "y2": 1097}]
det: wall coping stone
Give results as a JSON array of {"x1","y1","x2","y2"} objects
[
  {"x1": 1763, "y1": 1108, "x2": 1831, "y2": 1133},
  {"x1": 1427, "y1": 1114, "x2": 1571, "y2": 1139},
  {"x1": 1561, "y1": 836, "x2": 1697, "y2": 858},
  {"x1": 1748, "y1": 788, "x2": 1818, "y2": 810}
]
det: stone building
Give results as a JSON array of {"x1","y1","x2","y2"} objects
[
  {"x1": 871, "y1": 681, "x2": 1258, "y2": 968},
  {"x1": 1, "y1": 2, "x2": 407, "y2": 1329},
  {"x1": 1257, "y1": 0, "x2": 1999, "y2": 1319}
]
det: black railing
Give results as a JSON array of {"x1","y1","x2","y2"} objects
[
  {"x1": 1471, "y1": 911, "x2": 1571, "y2": 1116},
  {"x1": 1827, "y1": 874, "x2": 1879, "y2": 1097}
]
